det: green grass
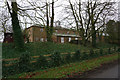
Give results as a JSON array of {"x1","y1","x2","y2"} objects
[
  {"x1": 8, "y1": 53, "x2": 119, "y2": 78},
  {"x1": 2, "y1": 42, "x2": 90, "y2": 59},
  {"x1": 2, "y1": 42, "x2": 118, "y2": 59},
  {"x1": 96, "y1": 42, "x2": 117, "y2": 49}
]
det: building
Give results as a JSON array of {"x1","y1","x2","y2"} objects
[
  {"x1": 3, "y1": 33, "x2": 14, "y2": 43},
  {"x1": 25, "y1": 25, "x2": 82, "y2": 43},
  {"x1": 3, "y1": 33, "x2": 26, "y2": 43}
]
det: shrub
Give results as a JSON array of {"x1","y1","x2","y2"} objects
[
  {"x1": 108, "y1": 48, "x2": 111, "y2": 54},
  {"x1": 89, "y1": 49, "x2": 94, "y2": 58},
  {"x1": 73, "y1": 50, "x2": 81, "y2": 61},
  {"x1": 117, "y1": 48, "x2": 120, "y2": 52},
  {"x1": 100, "y1": 49, "x2": 103, "y2": 56},
  {"x1": 18, "y1": 51, "x2": 32, "y2": 72},
  {"x1": 82, "y1": 52, "x2": 89, "y2": 60},
  {"x1": 2, "y1": 61, "x2": 8, "y2": 77},
  {"x1": 94, "y1": 51, "x2": 99, "y2": 58},
  {"x1": 65, "y1": 53, "x2": 72, "y2": 63},
  {"x1": 35, "y1": 55, "x2": 48, "y2": 69},
  {"x1": 114, "y1": 46, "x2": 116, "y2": 52},
  {"x1": 50, "y1": 52, "x2": 62, "y2": 67}
]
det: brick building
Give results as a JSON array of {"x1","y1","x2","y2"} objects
[
  {"x1": 25, "y1": 25, "x2": 82, "y2": 43},
  {"x1": 3, "y1": 33, "x2": 14, "y2": 43}
]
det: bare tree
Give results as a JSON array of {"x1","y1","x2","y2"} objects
[
  {"x1": 16, "y1": 0, "x2": 56, "y2": 42},
  {"x1": 65, "y1": 0, "x2": 115, "y2": 47},
  {"x1": 46, "y1": 0, "x2": 55, "y2": 42},
  {"x1": 0, "y1": 4, "x2": 12, "y2": 33}
]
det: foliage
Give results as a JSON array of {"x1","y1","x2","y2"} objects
[
  {"x1": 3, "y1": 42, "x2": 89, "y2": 59},
  {"x1": 65, "y1": 53, "x2": 72, "y2": 63},
  {"x1": 108, "y1": 48, "x2": 111, "y2": 54},
  {"x1": 2, "y1": 60, "x2": 19, "y2": 78},
  {"x1": 50, "y1": 52, "x2": 62, "y2": 67},
  {"x1": 9, "y1": 53, "x2": 119, "y2": 78},
  {"x1": 97, "y1": 42, "x2": 117, "y2": 49},
  {"x1": 35, "y1": 55, "x2": 48, "y2": 69},
  {"x1": 89, "y1": 49, "x2": 95, "y2": 58},
  {"x1": 100, "y1": 49, "x2": 103, "y2": 56},
  {"x1": 72, "y1": 50, "x2": 81, "y2": 61},
  {"x1": 82, "y1": 52, "x2": 89, "y2": 60},
  {"x1": 94, "y1": 51, "x2": 99, "y2": 58},
  {"x1": 18, "y1": 52, "x2": 32, "y2": 72},
  {"x1": 106, "y1": 20, "x2": 119, "y2": 43},
  {"x1": 10, "y1": 2, "x2": 25, "y2": 51},
  {"x1": 114, "y1": 46, "x2": 116, "y2": 52},
  {"x1": 117, "y1": 48, "x2": 120, "y2": 52},
  {"x1": 4, "y1": 46, "x2": 119, "y2": 78}
]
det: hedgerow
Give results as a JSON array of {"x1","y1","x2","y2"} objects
[
  {"x1": 18, "y1": 52, "x2": 32, "y2": 73},
  {"x1": 50, "y1": 52, "x2": 62, "y2": 67},
  {"x1": 35, "y1": 55, "x2": 48, "y2": 69},
  {"x1": 65, "y1": 53, "x2": 72, "y2": 63},
  {"x1": 3, "y1": 46, "x2": 118, "y2": 78}
]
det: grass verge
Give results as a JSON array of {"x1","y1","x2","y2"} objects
[{"x1": 8, "y1": 53, "x2": 119, "y2": 78}]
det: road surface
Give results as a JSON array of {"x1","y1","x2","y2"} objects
[{"x1": 86, "y1": 64, "x2": 119, "y2": 78}]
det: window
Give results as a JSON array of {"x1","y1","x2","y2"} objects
[
  {"x1": 61, "y1": 37, "x2": 64, "y2": 43},
  {"x1": 40, "y1": 28, "x2": 43, "y2": 32},
  {"x1": 69, "y1": 37, "x2": 71, "y2": 42},
  {"x1": 75, "y1": 38, "x2": 78, "y2": 40},
  {"x1": 40, "y1": 38, "x2": 44, "y2": 42}
]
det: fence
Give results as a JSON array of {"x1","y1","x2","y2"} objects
[{"x1": 2, "y1": 47, "x2": 118, "y2": 67}]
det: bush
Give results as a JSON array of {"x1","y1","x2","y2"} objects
[
  {"x1": 82, "y1": 52, "x2": 89, "y2": 60},
  {"x1": 2, "y1": 61, "x2": 8, "y2": 77},
  {"x1": 35, "y1": 55, "x2": 48, "y2": 69},
  {"x1": 94, "y1": 51, "x2": 99, "y2": 58},
  {"x1": 100, "y1": 49, "x2": 103, "y2": 56},
  {"x1": 73, "y1": 50, "x2": 81, "y2": 61},
  {"x1": 114, "y1": 46, "x2": 116, "y2": 52},
  {"x1": 89, "y1": 49, "x2": 94, "y2": 58},
  {"x1": 50, "y1": 52, "x2": 62, "y2": 67},
  {"x1": 18, "y1": 51, "x2": 32, "y2": 72},
  {"x1": 2, "y1": 65, "x2": 17, "y2": 78},
  {"x1": 117, "y1": 48, "x2": 120, "y2": 52},
  {"x1": 65, "y1": 53, "x2": 72, "y2": 63},
  {"x1": 108, "y1": 48, "x2": 111, "y2": 54}
]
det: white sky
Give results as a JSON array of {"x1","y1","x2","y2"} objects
[{"x1": 0, "y1": 0, "x2": 119, "y2": 42}]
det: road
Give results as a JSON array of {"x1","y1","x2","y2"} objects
[{"x1": 86, "y1": 64, "x2": 119, "y2": 78}]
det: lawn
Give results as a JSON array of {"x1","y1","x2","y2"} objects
[
  {"x1": 2, "y1": 42, "x2": 117, "y2": 59},
  {"x1": 2, "y1": 42, "x2": 89, "y2": 59},
  {"x1": 8, "y1": 53, "x2": 119, "y2": 78}
]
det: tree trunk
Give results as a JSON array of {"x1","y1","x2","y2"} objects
[
  {"x1": 91, "y1": 12, "x2": 96, "y2": 47},
  {"x1": 50, "y1": 0, "x2": 54, "y2": 42},
  {"x1": 92, "y1": 26, "x2": 96, "y2": 47},
  {"x1": 46, "y1": 2, "x2": 51, "y2": 42},
  {"x1": 11, "y1": 2, "x2": 24, "y2": 51},
  {"x1": 46, "y1": 0, "x2": 54, "y2": 42}
]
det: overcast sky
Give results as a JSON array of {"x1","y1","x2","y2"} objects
[{"x1": 0, "y1": 0, "x2": 119, "y2": 42}]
